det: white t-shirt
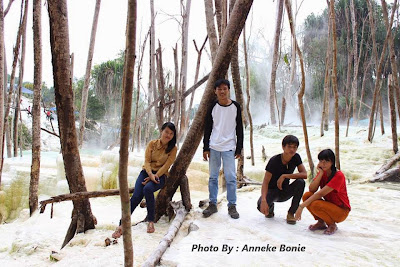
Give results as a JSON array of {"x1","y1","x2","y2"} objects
[{"x1": 209, "y1": 102, "x2": 237, "y2": 152}]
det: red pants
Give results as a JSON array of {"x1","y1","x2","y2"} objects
[{"x1": 302, "y1": 192, "x2": 349, "y2": 225}]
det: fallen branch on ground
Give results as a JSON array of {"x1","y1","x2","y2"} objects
[
  {"x1": 370, "y1": 167, "x2": 400, "y2": 183},
  {"x1": 39, "y1": 187, "x2": 135, "y2": 214},
  {"x1": 375, "y1": 153, "x2": 400, "y2": 175},
  {"x1": 142, "y1": 201, "x2": 188, "y2": 267}
]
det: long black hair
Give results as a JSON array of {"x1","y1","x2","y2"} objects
[
  {"x1": 318, "y1": 149, "x2": 337, "y2": 181},
  {"x1": 161, "y1": 122, "x2": 177, "y2": 153}
]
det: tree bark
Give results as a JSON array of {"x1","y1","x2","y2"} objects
[
  {"x1": 156, "y1": 40, "x2": 165, "y2": 126},
  {"x1": 39, "y1": 187, "x2": 135, "y2": 213},
  {"x1": 29, "y1": 0, "x2": 42, "y2": 216},
  {"x1": 78, "y1": 0, "x2": 101, "y2": 148},
  {"x1": 154, "y1": 0, "x2": 254, "y2": 221},
  {"x1": 173, "y1": 43, "x2": 180, "y2": 128},
  {"x1": 321, "y1": 10, "x2": 332, "y2": 136},
  {"x1": 0, "y1": 0, "x2": 4, "y2": 186},
  {"x1": 13, "y1": 0, "x2": 28, "y2": 158},
  {"x1": 243, "y1": 25, "x2": 254, "y2": 166},
  {"x1": 179, "y1": 0, "x2": 192, "y2": 140},
  {"x1": 388, "y1": 80, "x2": 398, "y2": 154},
  {"x1": 269, "y1": 0, "x2": 284, "y2": 126},
  {"x1": 204, "y1": 0, "x2": 219, "y2": 62},
  {"x1": 150, "y1": 0, "x2": 160, "y2": 131},
  {"x1": 344, "y1": 6, "x2": 352, "y2": 137},
  {"x1": 118, "y1": 1, "x2": 137, "y2": 264},
  {"x1": 47, "y1": 0, "x2": 97, "y2": 249},
  {"x1": 285, "y1": 0, "x2": 314, "y2": 176},
  {"x1": 330, "y1": 0, "x2": 341, "y2": 170},
  {"x1": 381, "y1": 0, "x2": 399, "y2": 121}
]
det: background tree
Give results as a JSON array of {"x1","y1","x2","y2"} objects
[
  {"x1": 118, "y1": 0, "x2": 137, "y2": 264},
  {"x1": 47, "y1": 0, "x2": 97, "y2": 248},
  {"x1": 0, "y1": 0, "x2": 4, "y2": 186},
  {"x1": 78, "y1": 0, "x2": 101, "y2": 148},
  {"x1": 29, "y1": 0, "x2": 42, "y2": 216}
]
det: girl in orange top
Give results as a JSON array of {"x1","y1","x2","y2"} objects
[
  {"x1": 295, "y1": 149, "x2": 350, "y2": 235},
  {"x1": 113, "y1": 122, "x2": 177, "y2": 238}
]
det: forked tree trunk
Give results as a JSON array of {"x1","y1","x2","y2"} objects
[
  {"x1": 269, "y1": 0, "x2": 284, "y2": 126},
  {"x1": 0, "y1": 0, "x2": 4, "y2": 186},
  {"x1": 118, "y1": 0, "x2": 137, "y2": 264},
  {"x1": 154, "y1": 0, "x2": 254, "y2": 221},
  {"x1": 29, "y1": 0, "x2": 42, "y2": 216},
  {"x1": 243, "y1": 25, "x2": 254, "y2": 166},
  {"x1": 78, "y1": 0, "x2": 101, "y2": 148},
  {"x1": 285, "y1": 0, "x2": 314, "y2": 176},
  {"x1": 330, "y1": 0, "x2": 341, "y2": 170},
  {"x1": 13, "y1": 0, "x2": 28, "y2": 158},
  {"x1": 47, "y1": 0, "x2": 97, "y2": 249}
]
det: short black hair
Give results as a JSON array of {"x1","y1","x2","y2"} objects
[
  {"x1": 214, "y1": 79, "x2": 230, "y2": 89},
  {"x1": 282, "y1": 135, "x2": 299, "y2": 147}
]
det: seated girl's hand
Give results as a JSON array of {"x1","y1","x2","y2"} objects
[
  {"x1": 142, "y1": 177, "x2": 151, "y2": 185},
  {"x1": 151, "y1": 175, "x2": 160, "y2": 184},
  {"x1": 295, "y1": 206, "x2": 303, "y2": 221}
]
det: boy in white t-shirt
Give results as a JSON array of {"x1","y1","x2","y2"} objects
[{"x1": 202, "y1": 79, "x2": 243, "y2": 219}]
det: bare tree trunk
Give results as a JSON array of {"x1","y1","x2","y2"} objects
[
  {"x1": 47, "y1": 0, "x2": 97, "y2": 249},
  {"x1": 367, "y1": 0, "x2": 393, "y2": 142},
  {"x1": 350, "y1": 0, "x2": 360, "y2": 121},
  {"x1": 388, "y1": 77, "x2": 398, "y2": 153},
  {"x1": 204, "y1": 0, "x2": 219, "y2": 61},
  {"x1": 118, "y1": 0, "x2": 137, "y2": 264},
  {"x1": 243, "y1": 26, "x2": 254, "y2": 166},
  {"x1": 285, "y1": 0, "x2": 314, "y2": 176},
  {"x1": 358, "y1": 56, "x2": 372, "y2": 121},
  {"x1": 3, "y1": 0, "x2": 25, "y2": 161},
  {"x1": 321, "y1": 10, "x2": 332, "y2": 136},
  {"x1": 381, "y1": 0, "x2": 399, "y2": 121},
  {"x1": 172, "y1": 44, "x2": 180, "y2": 129},
  {"x1": 229, "y1": 0, "x2": 246, "y2": 181},
  {"x1": 155, "y1": 0, "x2": 254, "y2": 221},
  {"x1": 330, "y1": 0, "x2": 340, "y2": 170},
  {"x1": 3, "y1": 0, "x2": 15, "y2": 17},
  {"x1": 78, "y1": 0, "x2": 101, "y2": 148},
  {"x1": 269, "y1": 0, "x2": 284, "y2": 126},
  {"x1": 214, "y1": 0, "x2": 223, "y2": 41},
  {"x1": 29, "y1": 0, "x2": 42, "y2": 216},
  {"x1": 150, "y1": 0, "x2": 160, "y2": 131},
  {"x1": 379, "y1": 91, "x2": 384, "y2": 135},
  {"x1": 156, "y1": 40, "x2": 165, "y2": 124},
  {"x1": 344, "y1": 6, "x2": 352, "y2": 137},
  {"x1": 13, "y1": 0, "x2": 28, "y2": 158},
  {"x1": 184, "y1": 37, "x2": 208, "y2": 133},
  {"x1": 179, "y1": 0, "x2": 192, "y2": 140},
  {"x1": 131, "y1": 30, "x2": 149, "y2": 152},
  {"x1": 0, "y1": 0, "x2": 4, "y2": 186}
]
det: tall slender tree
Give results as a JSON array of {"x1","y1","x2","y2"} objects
[
  {"x1": 29, "y1": 0, "x2": 42, "y2": 216},
  {"x1": 47, "y1": 0, "x2": 97, "y2": 248},
  {"x1": 118, "y1": 0, "x2": 137, "y2": 264},
  {"x1": 204, "y1": 0, "x2": 218, "y2": 62},
  {"x1": 269, "y1": 0, "x2": 284, "y2": 126},
  {"x1": 330, "y1": 0, "x2": 341, "y2": 169},
  {"x1": 285, "y1": 0, "x2": 314, "y2": 176},
  {"x1": 78, "y1": 0, "x2": 101, "y2": 148},
  {"x1": 0, "y1": 0, "x2": 5, "y2": 186}
]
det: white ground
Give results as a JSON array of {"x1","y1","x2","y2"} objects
[{"x1": 0, "y1": 114, "x2": 399, "y2": 266}]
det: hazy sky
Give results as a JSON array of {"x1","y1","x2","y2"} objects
[{"x1": 4, "y1": 0, "x2": 327, "y2": 89}]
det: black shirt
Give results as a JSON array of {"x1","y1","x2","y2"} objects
[{"x1": 265, "y1": 153, "x2": 303, "y2": 190}]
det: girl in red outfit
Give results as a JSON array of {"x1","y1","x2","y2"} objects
[{"x1": 295, "y1": 149, "x2": 350, "y2": 235}]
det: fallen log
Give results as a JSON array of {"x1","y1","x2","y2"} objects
[
  {"x1": 39, "y1": 187, "x2": 135, "y2": 214},
  {"x1": 239, "y1": 176, "x2": 262, "y2": 186},
  {"x1": 375, "y1": 153, "x2": 400, "y2": 175},
  {"x1": 142, "y1": 201, "x2": 188, "y2": 267},
  {"x1": 370, "y1": 167, "x2": 400, "y2": 183}
]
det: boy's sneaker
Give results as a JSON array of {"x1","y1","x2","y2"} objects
[
  {"x1": 203, "y1": 203, "x2": 218, "y2": 218},
  {"x1": 228, "y1": 205, "x2": 240, "y2": 219},
  {"x1": 286, "y1": 212, "x2": 296, "y2": 224},
  {"x1": 266, "y1": 211, "x2": 275, "y2": 218}
]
